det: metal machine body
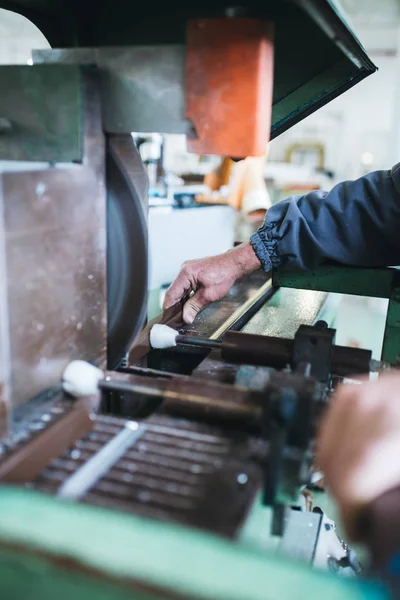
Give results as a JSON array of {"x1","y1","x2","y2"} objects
[
  {"x1": 0, "y1": 2, "x2": 389, "y2": 599},
  {"x1": 0, "y1": 70, "x2": 107, "y2": 432},
  {"x1": 274, "y1": 266, "x2": 400, "y2": 364}
]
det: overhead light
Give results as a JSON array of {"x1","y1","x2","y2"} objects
[{"x1": 27, "y1": 58, "x2": 33, "y2": 65}]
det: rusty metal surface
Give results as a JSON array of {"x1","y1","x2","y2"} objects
[
  {"x1": 0, "y1": 205, "x2": 10, "y2": 438},
  {"x1": 34, "y1": 413, "x2": 262, "y2": 538},
  {"x1": 0, "y1": 70, "x2": 107, "y2": 424}
]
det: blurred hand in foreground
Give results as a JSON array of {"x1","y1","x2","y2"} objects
[{"x1": 318, "y1": 373, "x2": 400, "y2": 539}]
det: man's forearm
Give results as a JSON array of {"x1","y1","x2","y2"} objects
[
  {"x1": 250, "y1": 164, "x2": 400, "y2": 272},
  {"x1": 228, "y1": 242, "x2": 262, "y2": 278}
]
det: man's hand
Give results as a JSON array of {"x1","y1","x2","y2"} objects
[
  {"x1": 317, "y1": 373, "x2": 400, "y2": 539},
  {"x1": 163, "y1": 242, "x2": 261, "y2": 324}
]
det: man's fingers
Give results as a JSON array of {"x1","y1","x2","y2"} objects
[
  {"x1": 182, "y1": 290, "x2": 209, "y2": 324},
  {"x1": 163, "y1": 270, "x2": 192, "y2": 311}
]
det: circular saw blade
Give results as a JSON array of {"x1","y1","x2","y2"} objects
[{"x1": 106, "y1": 137, "x2": 148, "y2": 369}]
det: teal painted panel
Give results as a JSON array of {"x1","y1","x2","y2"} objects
[
  {"x1": 0, "y1": 65, "x2": 82, "y2": 162},
  {"x1": 382, "y1": 287, "x2": 400, "y2": 363},
  {"x1": 0, "y1": 550, "x2": 160, "y2": 600},
  {"x1": 0, "y1": 487, "x2": 388, "y2": 600},
  {"x1": 273, "y1": 267, "x2": 395, "y2": 300}
]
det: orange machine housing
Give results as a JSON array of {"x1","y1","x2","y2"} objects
[{"x1": 185, "y1": 18, "x2": 274, "y2": 159}]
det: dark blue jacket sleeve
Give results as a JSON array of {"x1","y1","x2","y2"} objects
[{"x1": 250, "y1": 163, "x2": 400, "y2": 271}]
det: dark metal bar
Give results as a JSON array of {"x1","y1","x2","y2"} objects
[
  {"x1": 221, "y1": 331, "x2": 292, "y2": 369},
  {"x1": 99, "y1": 375, "x2": 262, "y2": 427},
  {"x1": 177, "y1": 329, "x2": 372, "y2": 376},
  {"x1": 176, "y1": 335, "x2": 222, "y2": 350},
  {"x1": 331, "y1": 345, "x2": 371, "y2": 377}
]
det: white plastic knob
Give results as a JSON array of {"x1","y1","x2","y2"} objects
[
  {"x1": 62, "y1": 360, "x2": 104, "y2": 398},
  {"x1": 149, "y1": 324, "x2": 179, "y2": 349}
]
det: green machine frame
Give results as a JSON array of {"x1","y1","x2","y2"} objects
[{"x1": 273, "y1": 266, "x2": 400, "y2": 364}]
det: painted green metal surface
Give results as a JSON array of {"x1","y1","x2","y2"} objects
[
  {"x1": 0, "y1": 550, "x2": 160, "y2": 600},
  {"x1": 1, "y1": 1, "x2": 376, "y2": 141},
  {"x1": 0, "y1": 487, "x2": 389, "y2": 600},
  {"x1": 383, "y1": 285, "x2": 400, "y2": 363},
  {"x1": 271, "y1": 57, "x2": 358, "y2": 137},
  {"x1": 273, "y1": 266, "x2": 396, "y2": 300},
  {"x1": 0, "y1": 65, "x2": 82, "y2": 162},
  {"x1": 273, "y1": 266, "x2": 400, "y2": 362}
]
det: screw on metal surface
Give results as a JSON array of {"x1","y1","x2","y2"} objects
[{"x1": 237, "y1": 473, "x2": 248, "y2": 486}]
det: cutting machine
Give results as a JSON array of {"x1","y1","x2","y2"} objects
[{"x1": 0, "y1": 1, "x2": 390, "y2": 598}]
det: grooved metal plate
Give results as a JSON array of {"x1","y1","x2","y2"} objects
[{"x1": 34, "y1": 414, "x2": 262, "y2": 538}]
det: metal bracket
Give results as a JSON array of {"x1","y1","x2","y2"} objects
[
  {"x1": 273, "y1": 265, "x2": 400, "y2": 363},
  {"x1": 292, "y1": 321, "x2": 335, "y2": 383},
  {"x1": 33, "y1": 47, "x2": 189, "y2": 135},
  {"x1": 262, "y1": 386, "x2": 313, "y2": 536}
]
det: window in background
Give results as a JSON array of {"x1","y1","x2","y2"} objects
[{"x1": 0, "y1": 9, "x2": 49, "y2": 65}]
